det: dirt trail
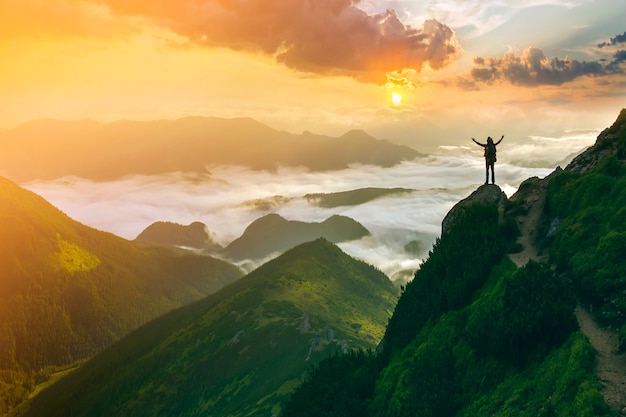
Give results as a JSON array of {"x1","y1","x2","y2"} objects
[
  {"x1": 508, "y1": 182, "x2": 547, "y2": 268},
  {"x1": 509, "y1": 183, "x2": 626, "y2": 414},
  {"x1": 575, "y1": 306, "x2": 626, "y2": 413}
]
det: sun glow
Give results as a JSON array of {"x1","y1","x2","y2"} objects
[{"x1": 391, "y1": 91, "x2": 402, "y2": 106}]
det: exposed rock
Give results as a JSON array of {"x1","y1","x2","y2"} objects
[
  {"x1": 566, "y1": 108, "x2": 626, "y2": 173},
  {"x1": 546, "y1": 218, "x2": 561, "y2": 239},
  {"x1": 441, "y1": 184, "x2": 508, "y2": 235},
  {"x1": 298, "y1": 309, "x2": 311, "y2": 334},
  {"x1": 229, "y1": 330, "x2": 245, "y2": 346}
]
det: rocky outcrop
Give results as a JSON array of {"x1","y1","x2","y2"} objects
[
  {"x1": 566, "y1": 108, "x2": 626, "y2": 173},
  {"x1": 441, "y1": 184, "x2": 507, "y2": 235}
]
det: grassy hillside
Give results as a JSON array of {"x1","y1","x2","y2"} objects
[
  {"x1": 280, "y1": 110, "x2": 626, "y2": 417},
  {"x1": 20, "y1": 238, "x2": 398, "y2": 417},
  {"x1": 0, "y1": 177, "x2": 242, "y2": 413},
  {"x1": 542, "y1": 108, "x2": 626, "y2": 346},
  {"x1": 222, "y1": 213, "x2": 370, "y2": 261}
]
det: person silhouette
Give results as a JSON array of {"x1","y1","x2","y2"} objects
[{"x1": 472, "y1": 135, "x2": 504, "y2": 184}]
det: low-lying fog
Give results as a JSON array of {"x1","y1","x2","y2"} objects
[{"x1": 24, "y1": 141, "x2": 590, "y2": 280}]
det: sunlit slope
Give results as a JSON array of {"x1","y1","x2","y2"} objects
[
  {"x1": 23, "y1": 238, "x2": 398, "y2": 417},
  {"x1": 280, "y1": 109, "x2": 626, "y2": 417},
  {"x1": 0, "y1": 117, "x2": 422, "y2": 181},
  {"x1": 0, "y1": 177, "x2": 242, "y2": 413}
]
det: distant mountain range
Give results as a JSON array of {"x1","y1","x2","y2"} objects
[
  {"x1": 304, "y1": 187, "x2": 415, "y2": 208},
  {"x1": 0, "y1": 117, "x2": 423, "y2": 181},
  {"x1": 20, "y1": 238, "x2": 399, "y2": 417},
  {"x1": 221, "y1": 213, "x2": 370, "y2": 261},
  {"x1": 0, "y1": 177, "x2": 242, "y2": 413},
  {"x1": 240, "y1": 187, "x2": 416, "y2": 212}
]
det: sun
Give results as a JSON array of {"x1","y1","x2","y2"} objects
[{"x1": 391, "y1": 91, "x2": 402, "y2": 106}]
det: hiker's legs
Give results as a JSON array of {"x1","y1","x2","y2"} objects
[
  {"x1": 484, "y1": 160, "x2": 489, "y2": 184},
  {"x1": 489, "y1": 162, "x2": 495, "y2": 184}
]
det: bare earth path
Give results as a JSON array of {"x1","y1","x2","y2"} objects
[
  {"x1": 509, "y1": 183, "x2": 626, "y2": 414},
  {"x1": 508, "y1": 182, "x2": 548, "y2": 268},
  {"x1": 575, "y1": 306, "x2": 626, "y2": 413}
]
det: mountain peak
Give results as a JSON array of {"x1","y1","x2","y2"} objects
[
  {"x1": 442, "y1": 184, "x2": 507, "y2": 235},
  {"x1": 340, "y1": 129, "x2": 375, "y2": 140},
  {"x1": 566, "y1": 108, "x2": 626, "y2": 173},
  {"x1": 222, "y1": 214, "x2": 369, "y2": 262},
  {"x1": 134, "y1": 220, "x2": 222, "y2": 252}
]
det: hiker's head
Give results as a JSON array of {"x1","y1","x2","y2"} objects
[{"x1": 487, "y1": 137, "x2": 493, "y2": 144}]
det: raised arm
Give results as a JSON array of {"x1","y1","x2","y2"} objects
[
  {"x1": 472, "y1": 137, "x2": 485, "y2": 147},
  {"x1": 495, "y1": 135, "x2": 504, "y2": 145}
]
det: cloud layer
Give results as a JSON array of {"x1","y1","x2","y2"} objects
[
  {"x1": 100, "y1": 0, "x2": 459, "y2": 83},
  {"x1": 24, "y1": 154, "x2": 559, "y2": 279}
]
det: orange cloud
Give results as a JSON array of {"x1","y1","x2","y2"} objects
[{"x1": 100, "y1": 0, "x2": 459, "y2": 84}]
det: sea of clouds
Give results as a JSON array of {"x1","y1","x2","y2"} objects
[{"x1": 24, "y1": 146, "x2": 574, "y2": 281}]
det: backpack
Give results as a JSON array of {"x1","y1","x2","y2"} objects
[{"x1": 486, "y1": 141, "x2": 496, "y2": 162}]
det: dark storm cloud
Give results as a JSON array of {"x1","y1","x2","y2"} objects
[
  {"x1": 607, "y1": 50, "x2": 626, "y2": 72},
  {"x1": 598, "y1": 31, "x2": 626, "y2": 48},
  {"x1": 470, "y1": 46, "x2": 605, "y2": 86},
  {"x1": 101, "y1": 0, "x2": 458, "y2": 84}
]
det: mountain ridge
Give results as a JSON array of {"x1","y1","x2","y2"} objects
[{"x1": 0, "y1": 116, "x2": 422, "y2": 181}]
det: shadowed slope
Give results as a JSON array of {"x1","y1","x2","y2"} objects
[{"x1": 222, "y1": 213, "x2": 370, "y2": 261}]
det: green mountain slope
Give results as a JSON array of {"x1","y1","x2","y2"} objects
[
  {"x1": 21, "y1": 238, "x2": 398, "y2": 417},
  {"x1": 280, "y1": 109, "x2": 626, "y2": 417},
  {"x1": 0, "y1": 177, "x2": 242, "y2": 413},
  {"x1": 222, "y1": 213, "x2": 370, "y2": 261},
  {"x1": 0, "y1": 117, "x2": 422, "y2": 181},
  {"x1": 543, "y1": 108, "x2": 626, "y2": 346}
]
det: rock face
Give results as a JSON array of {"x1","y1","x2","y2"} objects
[
  {"x1": 566, "y1": 108, "x2": 626, "y2": 173},
  {"x1": 442, "y1": 184, "x2": 508, "y2": 235}
]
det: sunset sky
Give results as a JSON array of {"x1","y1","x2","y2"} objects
[{"x1": 1, "y1": 0, "x2": 625, "y2": 151}]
